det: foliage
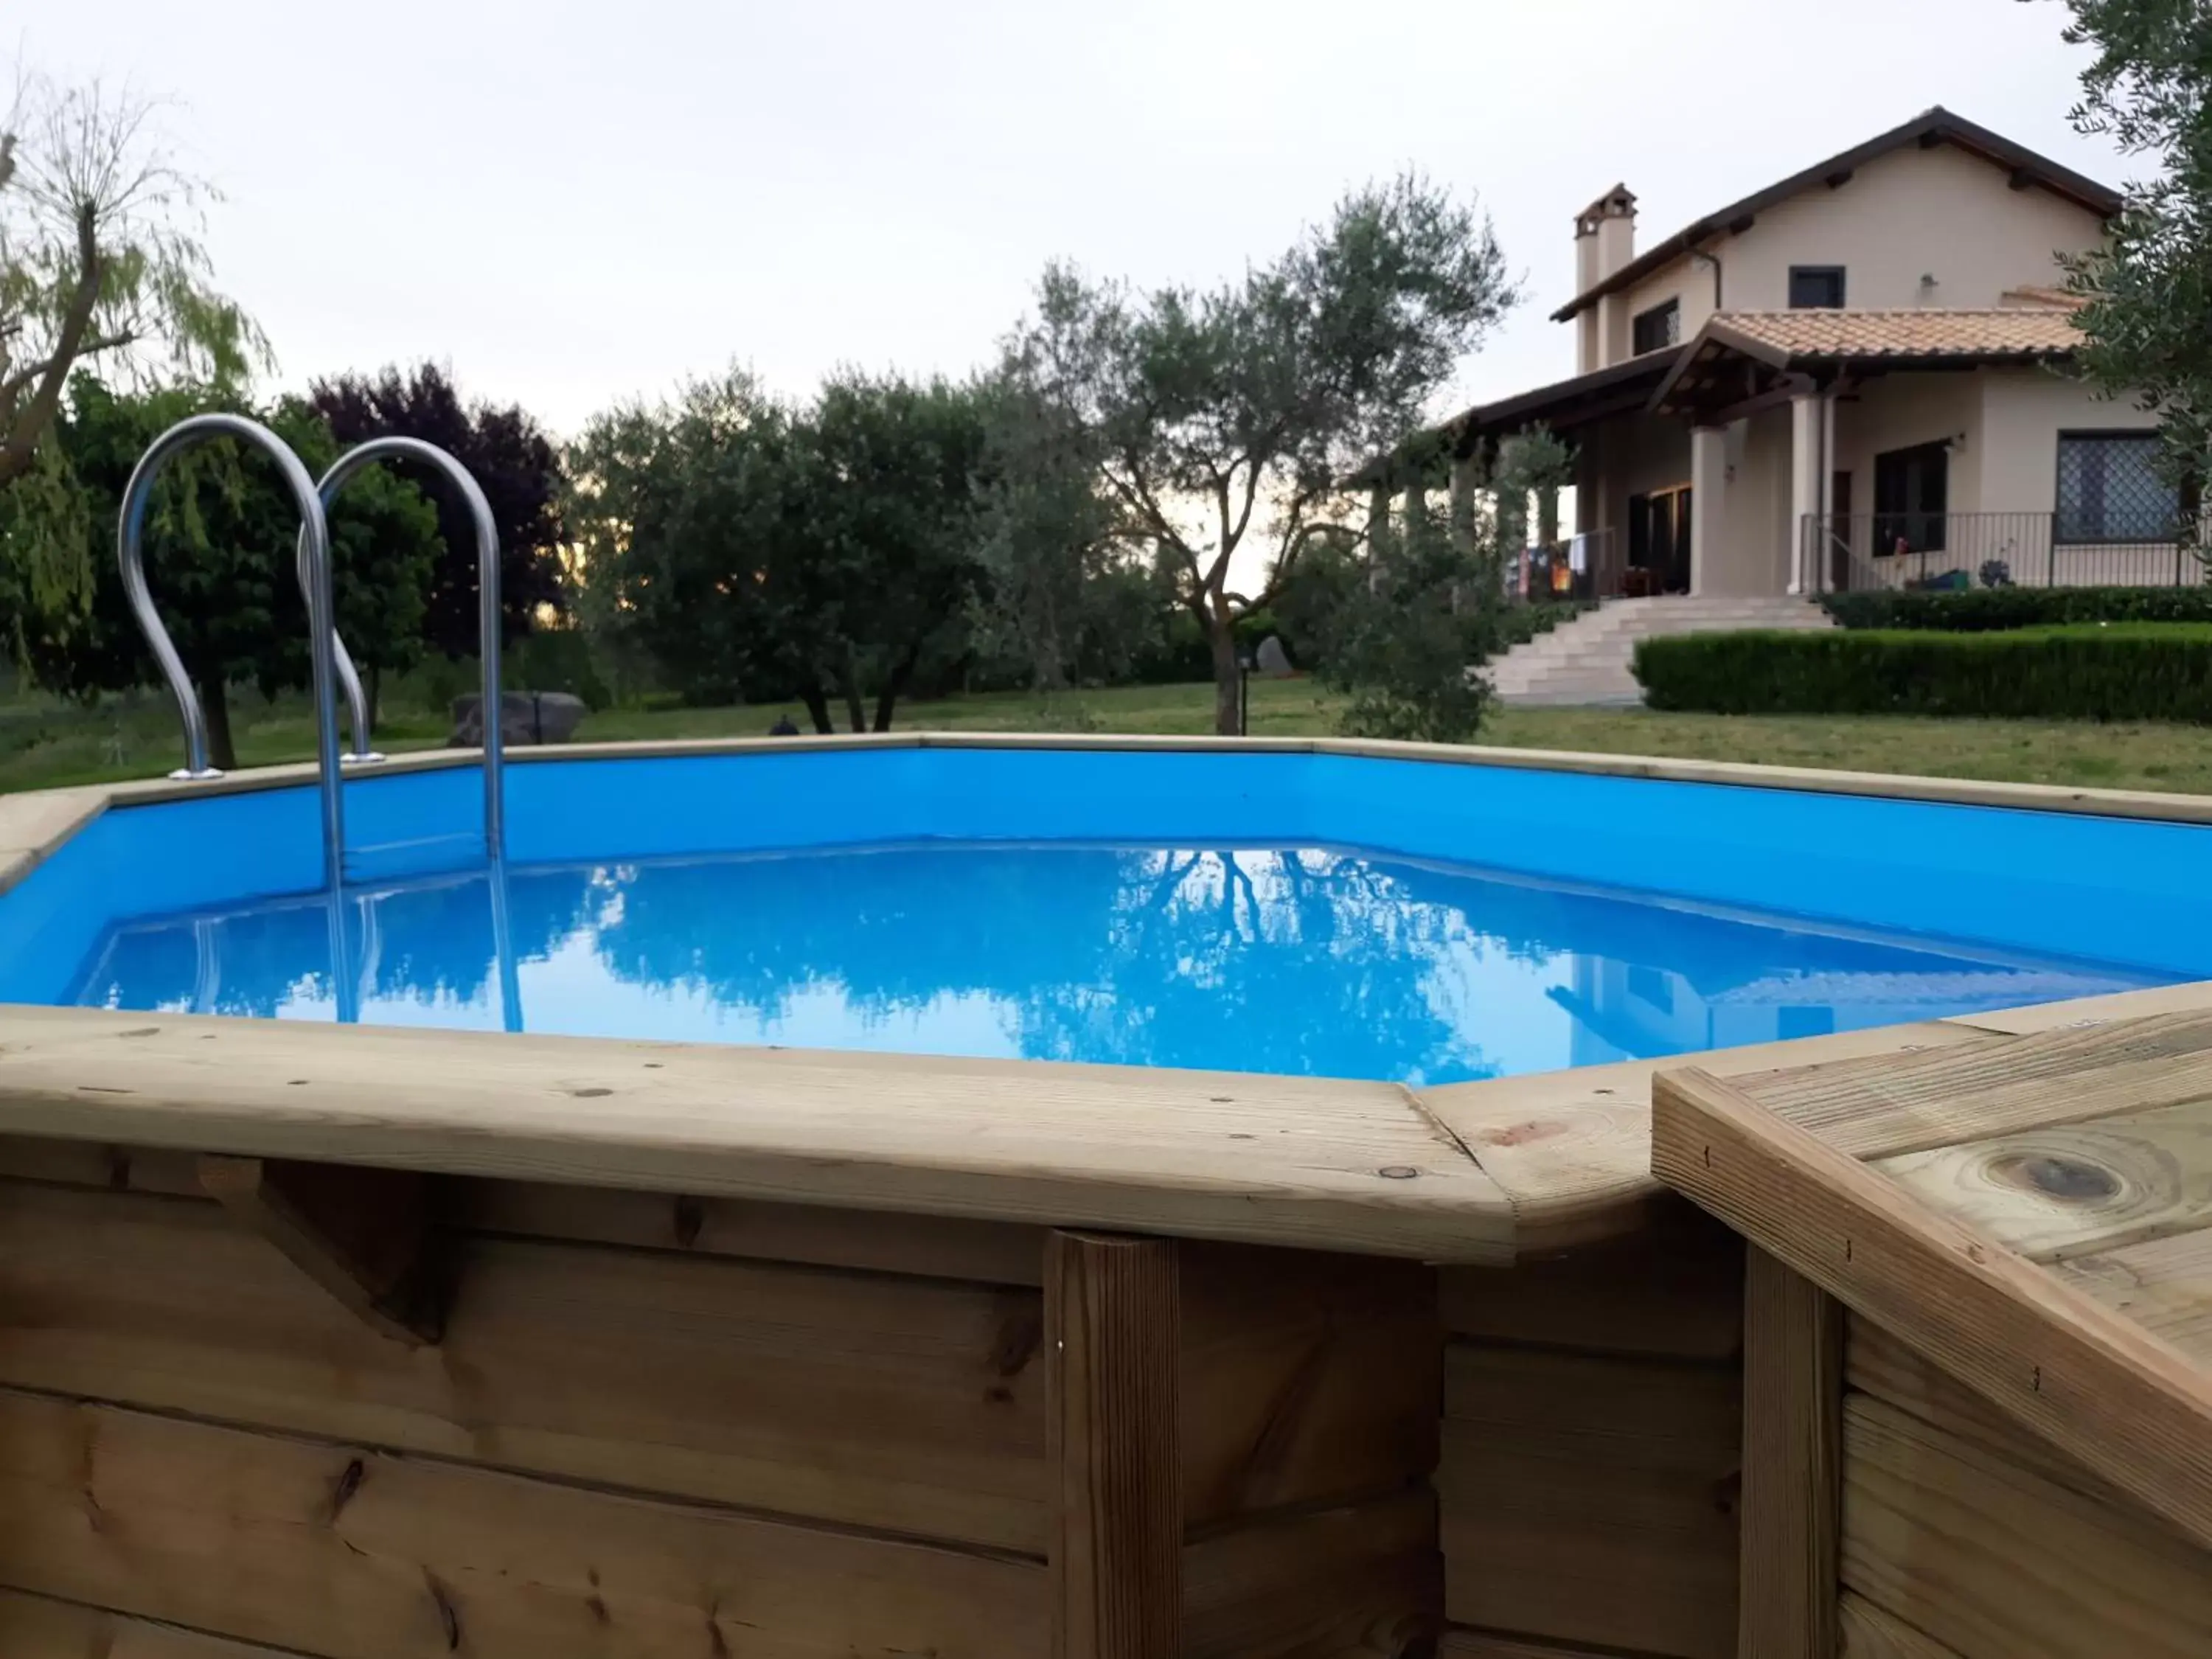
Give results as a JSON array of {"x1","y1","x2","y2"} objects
[
  {"x1": 308, "y1": 364, "x2": 566, "y2": 657},
  {"x1": 1, "y1": 378, "x2": 439, "y2": 768},
  {"x1": 1819, "y1": 582, "x2": 2212, "y2": 630},
  {"x1": 566, "y1": 367, "x2": 990, "y2": 732},
  {"x1": 0, "y1": 66, "x2": 264, "y2": 563},
  {"x1": 1633, "y1": 622, "x2": 2212, "y2": 722},
  {"x1": 2052, "y1": 0, "x2": 2212, "y2": 524},
  {"x1": 968, "y1": 324, "x2": 1150, "y2": 694},
  {"x1": 999, "y1": 173, "x2": 1515, "y2": 733},
  {"x1": 1312, "y1": 499, "x2": 1504, "y2": 742}
]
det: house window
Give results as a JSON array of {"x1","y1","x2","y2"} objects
[
  {"x1": 1632, "y1": 298, "x2": 1680, "y2": 355},
  {"x1": 1788, "y1": 265, "x2": 1847, "y2": 309},
  {"x1": 1873, "y1": 441, "x2": 1950, "y2": 554},
  {"x1": 2056, "y1": 431, "x2": 2180, "y2": 543}
]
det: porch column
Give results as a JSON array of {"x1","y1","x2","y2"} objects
[
  {"x1": 1689, "y1": 425, "x2": 1727, "y2": 596},
  {"x1": 1789, "y1": 392, "x2": 1829, "y2": 594},
  {"x1": 1448, "y1": 453, "x2": 1481, "y2": 556},
  {"x1": 1366, "y1": 484, "x2": 1389, "y2": 557}
]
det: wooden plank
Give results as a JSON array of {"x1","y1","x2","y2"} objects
[
  {"x1": 1441, "y1": 1346, "x2": 1740, "y2": 1658},
  {"x1": 1837, "y1": 1593, "x2": 1967, "y2": 1659},
  {"x1": 1841, "y1": 1392, "x2": 2212, "y2": 1658},
  {"x1": 459, "y1": 1175, "x2": 1047, "y2": 1284},
  {"x1": 1048, "y1": 1231, "x2": 1180, "y2": 1659},
  {"x1": 2055, "y1": 1229, "x2": 2212, "y2": 1363},
  {"x1": 1180, "y1": 1243, "x2": 1436, "y2": 1528},
  {"x1": 1440, "y1": 1202, "x2": 1745, "y2": 1360},
  {"x1": 1738, "y1": 1248, "x2": 1843, "y2": 1659},
  {"x1": 0, "y1": 1135, "x2": 204, "y2": 1196},
  {"x1": 1422, "y1": 1021, "x2": 1987, "y2": 1252},
  {"x1": 1875, "y1": 1095, "x2": 2212, "y2": 1262},
  {"x1": 1725, "y1": 1010, "x2": 2212, "y2": 1160},
  {"x1": 0, "y1": 1389, "x2": 1045, "y2": 1659},
  {"x1": 1844, "y1": 1317, "x2": 2124, "y2": 1503},
  {"x1": 1440, "y1": 1633, "x2": 1668, "y2": 1659},
  {"x1": 198, "y1": 1155, "x2": 446, "y2": 1346},
  {"x1": 1941, "y1": 979, "x2": 2212, "y2": 1036},
  {"x1": 0, "y1": 1006, "x2": 1509, "y2": 1264},
  {"x1": 1652, "y1": 1065, "x2": 2212, "y2": 1555},
  {"x1": 1182, "y1": 1489, "x2": 1436, "y2": 1659},
  {"x1": 0, "y1": 1179, "x2": 1047, "y2": 1551},
  {"x1": 0, "y1": 1588, "x2": 303, "y2": 1657}
]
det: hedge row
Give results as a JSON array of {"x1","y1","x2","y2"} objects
[
  {"x1": 1633, "y1": 624, "x2": 2212, "y2": 723},
  {"x1": 1819, "y1": 584, "x2": 2212, "y2": 632}
]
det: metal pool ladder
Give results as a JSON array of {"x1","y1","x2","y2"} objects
[{"x1": 117, "y1": 419, "x2": 507, "y2": 883}]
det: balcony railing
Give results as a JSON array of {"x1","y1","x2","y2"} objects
[{"x1": 1803, "y1": 512, "x2": 2209, "y2": 594}]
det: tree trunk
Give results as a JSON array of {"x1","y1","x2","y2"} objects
[
  {"x1": 197, "y1": 676, "x2": 238, "y2": 773},
  {"x1": 799, "y1": 684, "x2": 835, "y2": 735},
  {"x1": 838, "y1": 647, "x2": 866, "y2": 733},
  {"x1": 872, "y1": 643, "x2": 922, "y2": 733},
  {"x1": 1206, "y1": 602, "x2": 1241, "y2": 737}
]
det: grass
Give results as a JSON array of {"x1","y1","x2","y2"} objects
[{"x1": 7, "y1": 675, "x2": 2212, "y2": 796}]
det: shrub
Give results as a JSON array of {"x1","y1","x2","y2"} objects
[
  {"x1": 1820, "y1": 583, "x2": 2212, "y2": 632},
  {"x1": 1632, "y1": 624, "x2": 2212, "y2": 723}
]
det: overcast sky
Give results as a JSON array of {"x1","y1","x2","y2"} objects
[{"x1": 27, "y1": 0, "x2": 2128, "y2": 439}]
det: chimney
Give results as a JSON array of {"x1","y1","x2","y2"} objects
[{"x1": 1573, "y1": 185, "x2": 1636, "y2": 372}]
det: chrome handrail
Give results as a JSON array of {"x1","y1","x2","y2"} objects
[
  {"x1": 118, "y1": 414, "x2": 346, "y2": 884},
  {"x1": 290, "y1": 532, "x2": 383, "y2": 765},
  {"x1": 309, "y1": 437, "x2": 505, "y2": 856}
]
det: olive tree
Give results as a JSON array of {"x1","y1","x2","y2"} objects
[{"x1": 1001, "y1": 173, "x2": 1514, "y2": 733}]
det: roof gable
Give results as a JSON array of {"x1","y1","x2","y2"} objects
[{"x1": 1551, "y1": 108, "x2": 2121, "y2": 323}]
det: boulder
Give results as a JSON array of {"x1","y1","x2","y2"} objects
[
  {"x1": 1256, "y1": 634, "x2": 1295, "y2": 678},
  {"x1": 450, "y1": 691, "x2": 587, "y2": 748}
]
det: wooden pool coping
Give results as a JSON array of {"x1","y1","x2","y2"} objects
[{"x1": 4, "y1": 731, "x2": 2210, "y2": 1264}]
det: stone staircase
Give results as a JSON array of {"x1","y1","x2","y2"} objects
[{"x1": 1487, "y1": 594, "x2": 1837, "y2": 707}]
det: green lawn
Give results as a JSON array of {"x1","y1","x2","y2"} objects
[{"x1": 6, "y1": 676, "x2": 2212, "y2": 796}]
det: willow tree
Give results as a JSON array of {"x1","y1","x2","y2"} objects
[
  {"x1": 1001, "y1": 174, "x2": 1514, "y2": 734},
  {"x1": 0, "y1": 66, "x2": 264, "y2": 624}
]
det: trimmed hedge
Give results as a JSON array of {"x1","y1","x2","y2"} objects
[
  {"x1": 1633, "y1": 624, "x2": 2212, "y2": 723},
  {"x1": 1820, "y1": 584, "x2": 2212, "y2": 632}
]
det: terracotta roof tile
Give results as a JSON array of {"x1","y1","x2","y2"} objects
[{"x1": 1711, "y1": 307, "x2": 2083, "y2": 360}]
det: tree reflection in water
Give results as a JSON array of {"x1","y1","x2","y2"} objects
[{"x1": 74, "y1": 841, "x2": 2146, "y2": 1083}]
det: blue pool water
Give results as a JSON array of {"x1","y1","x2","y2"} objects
[{"x1": 2, "y1": 748, "x2": 2203, "y2": 1082}]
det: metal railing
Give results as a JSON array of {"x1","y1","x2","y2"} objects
[
  {"x1": 118, "y1": 421, "x2": 509, "y2": 892},
  {"x1": 1802, "y1": 511, "x2": 2208, "y2": 594},
  {"x1": 119, "y1": 414, "x2": 348, "y2": 884}
]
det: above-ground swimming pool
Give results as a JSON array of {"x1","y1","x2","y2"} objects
[{"x1": 2, "y1": 740, "x2": 2202, "y2": 1084}]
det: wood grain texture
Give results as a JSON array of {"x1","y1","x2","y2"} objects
[
  {"x1": 2056, "y1": 1228, "x2": 2212, "y2": 1363},
  {"x1": 1180, "y1": 1243, "x2": 1437, "y2": 1528},
  {"x1": 1731, "y1": 1010, "x2": 2212, "y2": 1160},
  {"x1": 459, "y1": 1175, "x2": 1047, "y2": 1283},
  {"x1": 1941, "y1": 979, "x2": 2212, "y2": 1035},
  {"x1": 1424, "y1": 1022, "x2": 1986, "y2": 1251},
  {"x1": 1652, "y1": 1065, "x2": 2212, "y2": 1555},
  {"x1": 0, "y1": 1389, "x2": 1046, "y2": 1659},
  {"x1": 0, "y1": 1179, "x2": 1047, "y2": 1550},
  {"x1": 1875, "y1": 1095, "x2": 2212, "y2": 1263},
  {"x1": 0, "y1": 1587, "x2": 307, "y2": 1657},
  {"x1": 1842, "y1": 1393, "x2": 2212, "y2": 1658},
  {"x1": 1836, "y1": 1593, "x2": 1967, "y2": 1659},
  {"x1": 1183, "y1": 1489, "x2": 1436, "y2": 1659},
  {"x1": 0, "y1": 1006, "x2": 1506, "y2": 1262},
  {"x1": 1048, "y1": 1232, "x2": 1180, "y2": 1659},
  {"x1": 0, "y1": 1135, "x2": 204, "y2": 1196},
  {"x1": 198, "y1": 1155, "x2": 446, "y2": 1346},
  {"x1": 1441, "y1": 1345, "x2": 1740, "y2": 1658},
  {"x1": 1843, "y1": 1316, "x2": 2124, "y2": 1505},
  {"x1": 1439, "y1": 1202, "x2": 1745, "y2": 1360},
  {"x1": 1737, "y1": 1249, "x2": 1843, "y2": 1659}
]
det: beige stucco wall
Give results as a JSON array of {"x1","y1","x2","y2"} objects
[
  {"x1": 1834, "y1": 372, "x2": 1987, "y2": 513},
  {"x1": 1599, "y1": 142, "x2": 2109, "y2": 370},
  {"x1": 1698, "y1": 410, "x2": 1793, "y2": 596},
  {"x1": 1978, "y1": 366, "x2": 2156, "y2": 511}
]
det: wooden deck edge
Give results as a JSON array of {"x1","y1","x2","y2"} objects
[{"x1": 1650, "y1": 1062, "x2": 2212, "y2": 1555}]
